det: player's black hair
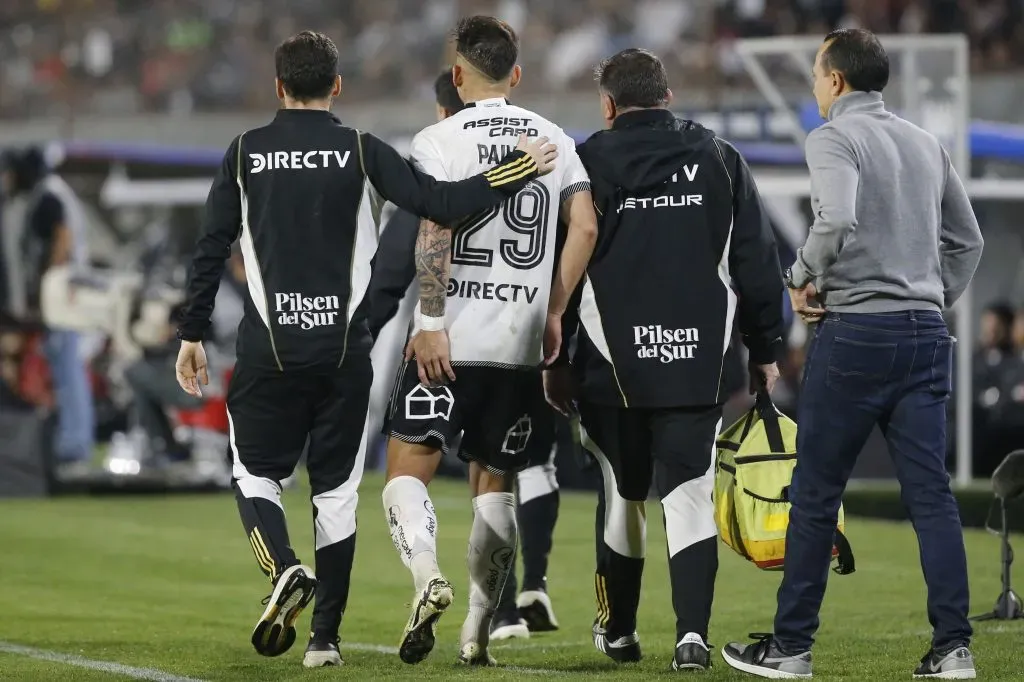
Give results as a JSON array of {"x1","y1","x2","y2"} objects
[
  {"x1": 594, "y1": 48, "x2": 670, "y2": 110},
  {"x1": 985, "y1": 301, "x2": 1016, "y2": 330},
  {"x1": 2, "y1": 146, "x2": 47, "y2": 193},
  {"x1": 274, "y1": 31, "x2": 339, "y2": 101},
  {"x1": 434, "y1": 70, "x2": 465, "y2": 114},
  {"x1": 821, "y1": 29, "x2": 890, "y2": 93},
  {"x1": 453, "y1": 16, "x2": 519, "y2": 82}
]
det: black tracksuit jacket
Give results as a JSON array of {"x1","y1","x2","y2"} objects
[
  {"x1": 177, "y1": 108, "x2": 539, "y2": 372},
  {"x1": 562, "y1": 109, "x2": 785, "y2": 408}
]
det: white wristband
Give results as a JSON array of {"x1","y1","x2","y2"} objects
[{"x1": 420, "y1": 314, "x2": 445, "y2": 332}]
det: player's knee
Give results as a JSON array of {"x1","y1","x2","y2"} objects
[
  {"x1": 474, "y1": 467, "x2": 512, "y2": 495},
  {"x1": 384, "y1": 438, "x2": 441, "y2": 484}
]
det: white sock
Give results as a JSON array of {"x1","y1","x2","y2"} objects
[
  {"x1": 460, "y1": 491, "x2": 517, "y2": 649},
  {"x1": 382, "y1": 476, "x2": 440, "y2": 590}
]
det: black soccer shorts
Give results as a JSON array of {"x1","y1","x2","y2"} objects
[
  {"x1": 227, "y1": 356, "x2": 372, "y2": 491},
  {"x1": 386, "y1": 361, "x2": 540, "y2": 474},
  {"x1": 578, "y1": 402, "x2": 723, "y2": 500},
  {"x1": 522, "y1": 380, "x2": 558, "y2": 469}
]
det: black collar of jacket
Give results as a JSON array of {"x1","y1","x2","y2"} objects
[
  {"x1": 612, "y1": 108, "x2": 676, "y2": 130},
  {"x1": 274, "y1": 108, "x2": 341, "y2": 124}
]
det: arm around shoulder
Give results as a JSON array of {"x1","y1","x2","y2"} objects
[{"x1": 360, "y1": 131, "x2": 542, "y2": 225}]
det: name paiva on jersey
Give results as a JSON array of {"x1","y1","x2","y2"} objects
[
  {"x1": 463, "y1": 116, "x2": 540, "y2": 140},
  {"x1": 249, "y1": 150, "x2": 351, "y2": 174},
  {"x1": 447, "y1": 278, "x2": 539, "y2": 304},
  {"x1": 616, "y1": 164, "x2": 702, "y2": 213},
  {"x1": 477, "y1": 144, "x2": 517, "y2": 165}
]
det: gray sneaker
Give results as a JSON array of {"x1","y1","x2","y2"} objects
[
  {"x1": 721, "y1": 634, "x2": 812, "y2": 679},
  {"x1": 913, "y1": 645, "x2": 976, "y2": 679}
]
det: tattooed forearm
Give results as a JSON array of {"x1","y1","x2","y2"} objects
[{"x1": 415, "y1": 219, "x2": 451, "y2": 318}]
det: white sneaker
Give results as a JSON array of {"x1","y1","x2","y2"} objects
[
  {"x1": 398, "y1": 576, "x2": 453, "y2": 665},
  {"x1": 517, "y1": 590, "x2": 559, "y2": 632}
]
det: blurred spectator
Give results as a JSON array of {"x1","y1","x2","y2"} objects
[
  {"x1": 119, "y1": 247, "x2": 245, "y2": 466},
  {"x1": 1, "y1": 146, "x2": 95, "y2": 478},
  {"x1": 1, "y1": 0, "x2": 1023, "y2": 120},
  {"x1": 971, "y1": 301, "x2": 1019, "y2": 475}
]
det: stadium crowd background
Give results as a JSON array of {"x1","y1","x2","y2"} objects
[
  {"x1": 2, "y1": 0, "x2": 1024, "y2": 490},
  {"x1": 2, "y1": 0, "x2": 1024, "y2": 120}
]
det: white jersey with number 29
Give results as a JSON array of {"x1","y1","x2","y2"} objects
[{"x1": 408, "y1": 97, "x2": 591, "y2": 369}]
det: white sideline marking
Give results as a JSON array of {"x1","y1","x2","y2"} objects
[
  {"x1": 345, "y1": 642, "x2": 562, "y2": 674},
  {"x1": 492, "y1": 640, "x2": 582, "y2": 651},
  {"x1": 0, "y1": 641, "x2": 206, "y2": 681},
  {"x1": 0, "y1": 640, "x2": 567, "y2": 678}
]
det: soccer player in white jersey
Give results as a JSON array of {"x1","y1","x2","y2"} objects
[{"x1": 380, "y1": 15, "x2": 598, "y2": 666}]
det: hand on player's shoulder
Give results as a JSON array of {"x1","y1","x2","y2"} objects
[{"x1": 517, "y1": 134, "x2": 558, "y2": 176}]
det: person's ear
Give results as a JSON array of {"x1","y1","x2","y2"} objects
[
  {"x1": 664, "y1": 88, "x2": 674, "y2": 107},
  {"x1": 331, "y1": 75, "x2": 342, "y2": 98},
  {"x1": 509, "y1": 65, "x2": 522, "y2": 89},
  {"x1": 601, "y1": 93, "x2": 616, "y2": 128},
  {"x1": 452, "y1": 64, "x2": 464, "y2": 89},
  {"x1": 275, "y1": 78, "x2": 286, "y2": 102},
  {"x1": 830, "y1": 70, "x2": 844, "y2": 97}
]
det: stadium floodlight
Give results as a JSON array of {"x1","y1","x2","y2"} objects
[
  {"x1": 733, "y1": 33, "x2": 975, "y2": 488},
  {"x1": 970, "y1": 449, "x2": 1024, "y2": 622}
]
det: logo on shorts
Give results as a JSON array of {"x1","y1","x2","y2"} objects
[
  {"x1": 405, "y1": 384, "x2": 455, "y2": 421},
  {"x1": 500, "y1": 414, "x2": 532, "y2": 455}
]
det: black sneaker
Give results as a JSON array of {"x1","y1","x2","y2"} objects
[
  {"x1": 673, "y1": 632, "x2": 712, "y2": 671},
  {"x1": 593, "y1": 621, "x2": 642, "y2": 663},
  {"x1": 517, "y1": 590, "x2": 559, "y2": 632},
  {"x1": 913, "y1": 643, "x2": 976, "y2": 679},
  {"x1": 303, "y1": 633, "x2": 342, "y2": 668},
  {"x1": 720, "y1": 633, "x2": 812, "y2": 679},
  {"x1": 251, "y1": 564, "x2": 317, "y2": 657}
]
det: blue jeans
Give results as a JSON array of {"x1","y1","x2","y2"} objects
[
  {"x1": 773, "y1": 311, "x2": 971, "y2": 653},
  {"x1": 43, "y1": 330, "x2": 96, "y2": 462}
]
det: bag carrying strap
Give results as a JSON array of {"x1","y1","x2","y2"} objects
[
  {"x1": 739, "y1": 390, "x2": 786, "y2": 454},
  {"x1": 832, "y1": 529, "x2": 856, "y2": 575}
]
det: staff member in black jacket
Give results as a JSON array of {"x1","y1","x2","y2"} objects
[
  {"x1": 546, "y1": 48, "x2": 785, "y2": 671},
  {"x1": 174, "y1": 31, "x2": 556, "y2": 669}
]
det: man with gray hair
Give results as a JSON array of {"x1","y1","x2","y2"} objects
[{"x1": 722, "y1": 28, "x2": 983, "y2": 680}]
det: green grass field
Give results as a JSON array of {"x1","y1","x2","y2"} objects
[{"x1": 0, "y1": 474, "x2": 1021, "y2": 681}]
